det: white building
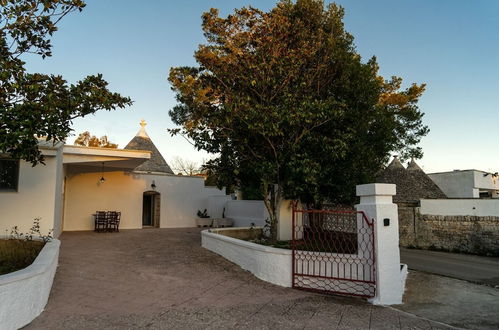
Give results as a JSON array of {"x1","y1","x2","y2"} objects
[
  {"x1": 428, "y1": 169, "x2": 499, "y2": 199},
  {"x1": 0, "y1": 121, "x2": 228, "y2": 237}
]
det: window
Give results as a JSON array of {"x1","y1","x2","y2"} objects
[
  {"x1": 0, "y1": 159, "x2": 20, "y2": 191},
  {"x1": 479, "y1": 191, "x2": 492, "y2": 199}
]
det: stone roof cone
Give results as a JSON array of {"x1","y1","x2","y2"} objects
[
  {"x1": 387, "y1": 155, "x2": 405, "y2": 169},
  {"x1": 406, "y1": 159, "x2": 447, "y2": 199},
  {"x1": 376, "y1": 156, "x2": 420, "y2": 202},
  {"x1": 407, "y1": 158, "x2": 423, "y2": 171},
  {"x1": 125, "y1": 120, "x2": 174, "y2": 174}
]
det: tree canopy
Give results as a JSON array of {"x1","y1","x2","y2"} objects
[
  {"x1": 169, "y1": 0, "x2": 428, "y2": 238},
  {"x1": 0, "y1": 0, "x2": 131, "y2": 165},
  {"x1": 73, "y1": 131, "x2": 118, "y2": 148}
]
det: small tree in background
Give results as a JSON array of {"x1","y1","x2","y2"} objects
[
  {"x1": 73, "y1": 131, "x2": 118, "y2": 148},
  {"x1": 0, "y1": 0, "x2": 132, "y2": 165},
  {"x1": 170, "y1": 156, "x2": 201, "y2": 176},
  {"x1": 169, "y1": 0, "x2": 428, "y2": 241}
]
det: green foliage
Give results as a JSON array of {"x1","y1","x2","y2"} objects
[
  {"x1": 0, "y1": 0, "x2": 132, "y2": 165},
  {"x1": 74, "y1": 131, "x2": 118, "y2": 148},
  {"x1": 168, "y1": 0, "x2": 429, "y2": 239}
]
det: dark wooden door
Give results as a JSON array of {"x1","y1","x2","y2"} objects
[{"x1": 142, "y1": 194, "x2": 153, "y2": 226}]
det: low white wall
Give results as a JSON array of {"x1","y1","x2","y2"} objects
[
  {"x1": 420, "y1": 199, "x2": 499, "y2": 216},
  {"x1": 202, "y1": 228, "x2": 376, "y2": 294},
  {"x1": 202, "y1": 228, "x2": 292, "y2": 287},
  {"x1": 224, "y1": 200, "x2": 269, "y2": 227},
  {"x1": 0, "y1": 239, "x2": 60, "y2": 330}
]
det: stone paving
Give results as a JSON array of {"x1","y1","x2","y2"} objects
[{"x1": 27, "y1": 228, "x2": 452, "y2": 329}]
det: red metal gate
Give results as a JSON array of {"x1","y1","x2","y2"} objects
[{"x1": 291, "y1": 202, "x2": 376, "y2": 298}]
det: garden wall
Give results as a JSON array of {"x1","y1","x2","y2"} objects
[
  {"x1": 201, "y1": 228, "x2": 292, "y2": 287},
  {"x1": 420, "y1": 198, "x2": 499, "y2": 216},
  {"x1": 224, "y1": 200, "x2": 269, "y2": 227},
  {"x1": 0, "y1": 239, "x2": 60, "y2": 330},
  {"x1": 398, "y1": 205, "x2": 499, "y2": 256}
]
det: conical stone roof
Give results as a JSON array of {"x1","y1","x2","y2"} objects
[
  {"x1": 376, "y1": 156, "x2": 420, "y2": 203},
  {"x1": 406, "y1": 159, "x2": 447, "y2": 199},
  {"x1": 125, "y1": 120, "x2": 174, "y2": 174}
]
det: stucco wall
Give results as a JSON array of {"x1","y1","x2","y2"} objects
[
  {"x1": 52, "y1": 146, "x2": 64, "y2": 237},
  {"x1": 224, "y1": 200, "x2": 269, "y2": 227},
  {"x1": 202, "y1": 228, "x2": 292, "y2": 287},
  {"x1": 0, "y1": 156, "x2": 61, "y2": 237},
  {"x1": 428, "y1": 171, "x2": 476, "y2": 198},
  {"x1": 0, "y1": 239, "x2": 60, "y2": 330},
  {"x1": 205, "y1": 195, "x2": 232, "y2": 219},
  {"x1": 473, "y1": 171, "x2": 499, "y2": 191},
  {"x1": 420, "y1": 199, "x2": 499, "y2": 216},
  {"x1": 63, "y1": 171, "x2": 226, "y2": 231}
]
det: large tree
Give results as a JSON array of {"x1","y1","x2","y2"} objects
[
  {"x1": 168, "y1": 0, "x2": 428, "y2": 240},
  {"x1": 0, "y1": 0, "x2": 131, "y2": 165}
]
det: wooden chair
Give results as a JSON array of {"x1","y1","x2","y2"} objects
[
  {"x1": 107, "y1": 211, "x2": 121, "y2": 232},
  {"x1": 94, "y1": 211, "x2": 108, "y2": 232}
]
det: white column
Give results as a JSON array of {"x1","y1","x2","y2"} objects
[
  {"x1": 277, "y1": 200, "x2": 294, "y2": 241},
  {"x1": 355, "y1": 183, "x2": 407, "y2": 305}
]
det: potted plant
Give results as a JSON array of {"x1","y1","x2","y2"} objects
[{"x1": 195, "y1": 209, "x2": 212, "y2": 227}]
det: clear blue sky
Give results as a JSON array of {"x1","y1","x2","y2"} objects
[{"x1": 23, "y1": 0, "x2": 499, "y2": 173}]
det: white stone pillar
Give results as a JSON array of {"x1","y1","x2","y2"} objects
[
  {"x1": 355, "y1": 183, "x2": 407, "y2": 305},
  {"x1": 277, "y1": 200, "x2": 294, "y2": 241}
]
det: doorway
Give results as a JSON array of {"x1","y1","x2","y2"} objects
[{"x1": 142, "y1": 191, "x2": 160, "y2": 228}]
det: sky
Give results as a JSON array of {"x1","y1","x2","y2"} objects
[{"x1": 22, "y1": 0, "x2": 499, "y2": 173}]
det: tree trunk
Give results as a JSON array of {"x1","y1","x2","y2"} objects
[{"x1": 262, "y1": 183, "x2": 282, "y2": 243}]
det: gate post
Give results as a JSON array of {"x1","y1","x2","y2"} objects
[
  {"x1": 277, "y1": 200, "x2": 294, "y2": 241},
  {"x1": 355, "y1": 183, "x2": 407, "y2": 305}
]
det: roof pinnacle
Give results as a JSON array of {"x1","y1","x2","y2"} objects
[{"x1": 137, "y1": 119, "x2": 149, "y2": 138}]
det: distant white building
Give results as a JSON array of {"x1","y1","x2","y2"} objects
[
  {"x1": 0, "y1": 120, "x2": 228, "y2": 237},
  {"x1": 428, "y1": 169, "x2": 499, "y2": 199}
]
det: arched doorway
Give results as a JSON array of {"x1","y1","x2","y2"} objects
[{"x1": 142, "y1": 191, "x2": 160, "y2": 228}]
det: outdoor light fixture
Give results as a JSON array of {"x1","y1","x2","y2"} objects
[
  {"x1": 151, "y1": 180, "x2": 157, "y2": 190},
  {"x1": 99, "y1": 162, "x2": 106, "y2": 184}
]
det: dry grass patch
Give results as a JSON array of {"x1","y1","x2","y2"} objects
[{"x1": 0, "y1": 239, "x2": 45, "y2": 275}]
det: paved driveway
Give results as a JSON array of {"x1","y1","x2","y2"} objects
[{"x1": 28, "y1": 229, "x2": 450, "y2": 329}]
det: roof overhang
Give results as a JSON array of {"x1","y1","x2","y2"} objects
[{"x1": 63, "y1": 145, "x2": 151, "y2": 174}]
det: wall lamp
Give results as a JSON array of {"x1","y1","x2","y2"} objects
[{"x1": 99, "y1": 162, "x2": 106, "y2": 183}]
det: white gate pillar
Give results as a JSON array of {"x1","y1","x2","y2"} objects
[
  {"x1": 355, "y1": 183, "x2": 407, "y2": 305},
  {"x1": 277, "y1": 200, "x2": 294, "y2": 241}
]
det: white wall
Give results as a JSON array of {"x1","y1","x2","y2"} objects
[
  {"x1": 420, "y1": 199, "x2": 499, "y2": 216},
  {"x1": 63, "y1": 171, "x2": 226, "y2": 231},
  {"x1": 205, "y1": 195, "x2": 232, "y2": 219},
  {"x1": 473, "y1": 171, "x2": 499, "y2": 191},
  {"x1": 224, "y1": 200, "x2": 269, "y2": 227},
  {"x1": 52, "y1": 146, "x2": 64, "y2": 237},
  {"x1": 0, "y1": 239, "x2": 60, "y2": 330},
  {"x1": 428, "y1": 171, "x2": 476, "y2": 198},
  {"x1": 0, "y1": 154, "x2": 61, "y2": 238},
  {"x1": 202, "y1": 228, "x2": 292, "y2": 287}
]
